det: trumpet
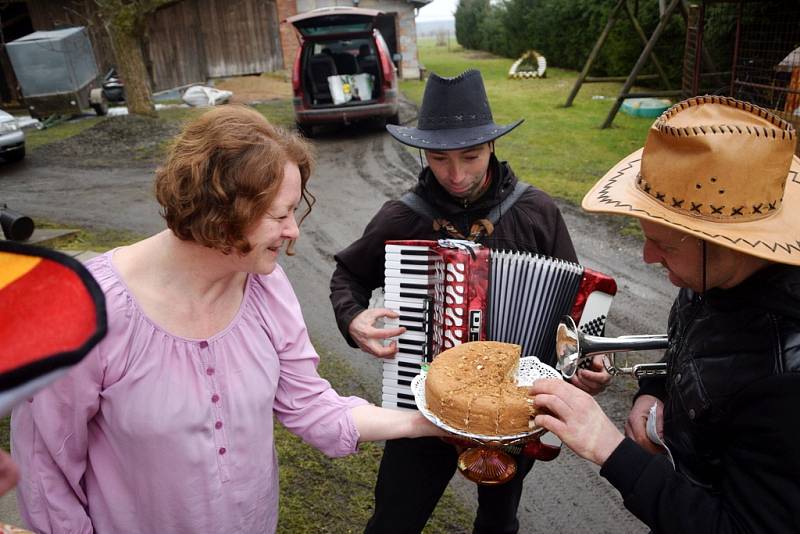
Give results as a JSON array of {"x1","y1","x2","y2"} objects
[{"x1": 555, "y1": 316, "x2": 669, "y2": 379}]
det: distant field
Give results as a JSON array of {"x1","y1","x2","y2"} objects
[{"x1": 401, "y1": 38, "x2": 659, "y2": 205}]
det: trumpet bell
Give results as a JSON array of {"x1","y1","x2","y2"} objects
[
  {"x1": 555, "y1": 315, "x2": 669, "y2": 379},
  {"x1": 555, "y1": 317, "x2": 581, "y2": 379}
]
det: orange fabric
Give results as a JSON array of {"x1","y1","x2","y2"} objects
[{"x1": 0, "y1": 252, "x2": 40, "y2": 291}]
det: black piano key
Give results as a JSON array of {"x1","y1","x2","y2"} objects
[
  {"x1": 398, "y1": 305, "x2": 425, "y2": 313},
  {"x1": 398, "y1": 268, "x2": 437, "y2": 275},
  {"x1": 399, "y1": 338, "x2": 426, "y2": 346},
  {"x1": 399, "y1": 282, "x2": 434, "y2": 290},
  {"x1": 397, "y1": 347, "x2": 425, "y2": 356}
]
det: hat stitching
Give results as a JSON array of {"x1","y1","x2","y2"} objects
[
  {"x1": 656, "y1": 95, "x2": 796, "y2": 140},
  {"x1": 638, "y1": 176, "x2": 780, "y2": 219},
  {"x1": 597, "y1": 159, "x2": 800, "y2": 255}
]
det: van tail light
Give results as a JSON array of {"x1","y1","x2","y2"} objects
[
  {"x1": 292, "y1": 50, "x2": 302, "y2": 97},
  {"x1": 375, "y1": 31, "x2": 395, "y2": 89},
  {"x1": 379, "y1": 51, "x2": 395, "y2": 89}
]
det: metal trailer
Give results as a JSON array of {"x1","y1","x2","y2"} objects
[{"x1": 5, "y1": 27, "x2": 107, "y2": 120}]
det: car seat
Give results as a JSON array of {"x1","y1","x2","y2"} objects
[
  {"x1": 332, "y1": 52, "x2": 360, "y2": 75},
  {"x1": 308, "y1": 54, "x2": 337, "y2": 104}
]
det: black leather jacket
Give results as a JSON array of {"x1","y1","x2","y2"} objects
[{"x1": 601, "y1": 263, "x2": 800, "y2": 533}]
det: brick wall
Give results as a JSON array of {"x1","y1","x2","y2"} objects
[{"x1": 276, "y1": 0, "x2": 299, "y2": 73}]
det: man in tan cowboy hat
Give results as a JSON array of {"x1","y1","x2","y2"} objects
[
  {"x1": 330, "y1": 69, "x2": 610, "y2": 533},
  {"x1": 530, "y1": 96, "x2": 800, "y2": 533}
]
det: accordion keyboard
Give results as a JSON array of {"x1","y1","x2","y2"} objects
[{"x1": 382, "y1": 243, "x2": 441, "y2": 410}]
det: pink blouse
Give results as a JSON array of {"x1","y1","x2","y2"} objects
[{"x1": 11, "y1": 252, "x2": 367, "y2": 533}]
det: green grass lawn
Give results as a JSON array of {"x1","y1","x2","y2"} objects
[
  {"x1": 402, "y1": 39, "x2": 659, "y2": 205},
  {"x1": 24, "y1": 116, "x2": 105, "y2": 151}
]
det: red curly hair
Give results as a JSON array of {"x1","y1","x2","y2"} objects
[{"x1": 155, "y1": 105, "x2": 315, "y2": 255}]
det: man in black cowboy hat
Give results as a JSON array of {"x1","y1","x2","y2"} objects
[
  {"x1": 329, "y1": 69, "x2": 609, "y2": 533},
  {"x1": 530, "y1": 96, "x2": 800, "y2": 533}
]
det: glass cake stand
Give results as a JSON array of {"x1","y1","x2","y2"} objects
[{"x1": 411, "y1": 356, "x2": 562, "y2": 485}]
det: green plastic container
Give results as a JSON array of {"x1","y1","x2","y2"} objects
[{"x1": 620, "y1": 98, "x2": 672, "y2": 118}]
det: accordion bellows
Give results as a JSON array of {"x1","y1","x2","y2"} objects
[{"x1": 425, "y1": 341, "x2": 533, "y2": 435}]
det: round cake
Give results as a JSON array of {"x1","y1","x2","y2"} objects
[{"x1": 424, "y1": 341, "x2": 535, "y2": 436}]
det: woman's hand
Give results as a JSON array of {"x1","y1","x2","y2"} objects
[
  {"x1": 569, "y1": 354, "x2": 612, "y2": 396},
  {"x1": 348, "y1": 308, "x2": 406, "y2": 358},
  {"x1": 0, "y1": 450, "x2": 18, "y2": 496},
  {"x1": 624, "y1": 394, "x2": 665, "y2": 454},
  {"x1": 529, "y1": 379, "x2": 624, "y2": 466}
]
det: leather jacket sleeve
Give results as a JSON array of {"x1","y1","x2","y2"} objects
[{"x1": 601, "y1": 373, "x2": 800, "y2": 533}]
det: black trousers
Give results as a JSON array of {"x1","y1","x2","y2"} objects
[{"x1": 364, "y1": 437, "x2": 536, "y2": 534}]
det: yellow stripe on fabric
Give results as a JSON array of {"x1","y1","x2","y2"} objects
[{"x1": 0, "y1": 252, "x2": 41, "y2": 291}]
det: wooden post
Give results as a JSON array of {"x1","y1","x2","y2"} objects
[
  {"x1": 601, "y1": 0, "x2": 682, "y2": 128},
  {"x1": 563, "y1": 0, "x2": 626, "y2": 107},
  {"x1": 624, "y1": 1, "x2": 672, "y2": 90}
]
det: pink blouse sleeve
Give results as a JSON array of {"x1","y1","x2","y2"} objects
[
  {"x1": 263, "y1": 269, "x2": 368, "y2": 458},
  {"x1": 11, "y1": 345, "x2": 104, "y2": 534}
]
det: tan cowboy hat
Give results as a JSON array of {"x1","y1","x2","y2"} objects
[{"x1": 582, "y1": 95, "x2": 800, "y2": 266}]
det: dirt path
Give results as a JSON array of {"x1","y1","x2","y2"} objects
[{"x1": 0, "y1": 108, "x2": 672, "y2": 532}]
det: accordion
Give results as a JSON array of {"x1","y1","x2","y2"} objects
[{"x1": 382, "y1": 239, "x2": 617, "y2": 410}]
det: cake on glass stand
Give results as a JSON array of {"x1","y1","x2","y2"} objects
[{"x1": 412, "y1": 356, "x2": 562, "y2": 485}]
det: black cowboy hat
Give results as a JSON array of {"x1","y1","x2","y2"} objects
[{"x1": 387, "y1": 69, "x2": 523, "y2": 151}]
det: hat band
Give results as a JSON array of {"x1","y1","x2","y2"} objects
[
  {"x1": 418, "y1": 112, "x2": 494, "y2": 130},
  {"x1": 636, "y1": 174, "x2": 781, "y2": 222}
]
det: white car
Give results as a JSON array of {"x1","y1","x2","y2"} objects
[{"x1": 0, "y1": 109, "x2": 25, "y2": 163}]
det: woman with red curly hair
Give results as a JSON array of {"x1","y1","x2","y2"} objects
[{"x1": 11, "y1": 106, "x2": 441, "y2": 533}]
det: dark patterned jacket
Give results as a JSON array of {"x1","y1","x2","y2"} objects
[
  {"x1": 329, "y1": 154, "x2": 577, "y2": 348},
  {"x1": 601, "y1": 263, "x2": 800, "y2": 533}
]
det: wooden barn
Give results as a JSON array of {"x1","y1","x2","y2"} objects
[{"x1": 0, "y1": 0, "x2": 429, "y2": 107}]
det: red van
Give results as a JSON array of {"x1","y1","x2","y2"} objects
[{"x1": 285, "y1": 7, "x2": 400, "y2": 137}]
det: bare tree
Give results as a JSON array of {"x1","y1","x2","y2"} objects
[{"x1": 94, "y1": 0, "x2": 177, "y2": 116}]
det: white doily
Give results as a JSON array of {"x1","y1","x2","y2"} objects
[{"x1": 411, "y1": 356, "x2": 561, "y2": 441}]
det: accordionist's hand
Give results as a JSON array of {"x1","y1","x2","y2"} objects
[
  {"x1": 348, "y1": 308, "x2": 406, "y2": 358},
  {"x1": 569, "y1": 354, "x2": 612, "y2": 396}
]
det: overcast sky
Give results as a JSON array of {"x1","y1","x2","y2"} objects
[{"x1": 416, "y1": 0, "x2": 457, "y2": 21}]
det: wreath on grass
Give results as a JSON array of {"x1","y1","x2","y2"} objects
[{"x1": 508, "y1": 50, "x2": 547, "y2": 79}]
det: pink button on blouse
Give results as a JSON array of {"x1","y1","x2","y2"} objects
[{"x1": 11, "y1": 252, "x2": 368, "y2": 533}]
